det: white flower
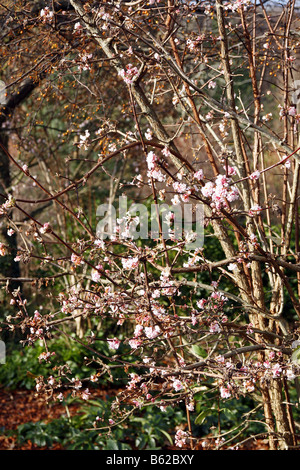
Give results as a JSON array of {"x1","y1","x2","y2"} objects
[
  {"x1": 286, "y1": 368, "x2": 296, "y2": 381},
  {"x1": 0, "y1": 243, "x2": 7, "y2": 256},
  {"x1": 94, "y1": 238, "x2": 105, "y2": 249},
  {"x1": 107, "y1": 337, "x2": 121, "y2": 350},
  {"x1": 249, "y1": 170, "x2": 260, "y2": 180},
  {"x1": 145, "y1": 128, "x2": 153, "y2": 140},
  {"x1": 194, "y1": 169, "x2": 204, "y2": 181},
  {"x1": 209, "y1": 321, "x2": 221, "y2": 333},
  {"x1": 262, "y1": 112, "x2": 272, "y2": 121},
  {"x1": 228, "y1": 263, "x2": 237, "y2": 271},
  {"x1": 91, "y1": 265, "x2": 102, "y2": 282},
  {"x1": 118, "y1": 64, "x2": 139, "y2": 84},
  {"x1": 121, "y1": 256, "x2": 139, "y2": 270},
  {"x1": 288, "y1": 106, "x2": 296, "y2": 116},
  {"x1": 78, "y1": 129, "x2": 90, "y2": 149},
  {"x1": 249, "y1": 204, "x2": 262, "y2": 216},
  {"x1": 174, "y1": 429, "x2": 189, "y2": 448},
  {"x1": 74, "y1": 22, "x2": 83, "y2": 32},
  {"x1": 40, "y1": 7, "x2": 54, "y2": 23},
  {"x1": 172, "y1": 379, "x2": 184, "y2": 391},
  {"x1": 220, "y1": 385, "x2": 231, "y2": 399},
  {"x1": 144, "y1": 325, "x2": 161, "y2": 339},
  {"x1": 272, "y1": 363, "x2": 282, "y2": 378}
]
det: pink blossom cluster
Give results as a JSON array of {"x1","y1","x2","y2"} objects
[
  {"x1": 171, "y1": 181, "x2": 192, "y2": 204},
  {"x1": 78, "y1": 129, "x2": 90, "y2": 150},
  {"x1": 40, "y1": 7, "x2": 54, "y2": 23},
  {"x1": 26, "y1": 310, "x2": 49, "y2": 345},
  {"x1": 78, "y1": 53, "x2": 93, "y2": 72},
  {"x1": 121, "y1": 256, "x2": 139, "y2": 270},
  {"x1": 0, "y1": 195, "x2": 15, "y2": 215},
  {"x1": 174, "y1": 429, "x2": 189, "y2": 448},
  {"x1": 118, "y1": 64, "x2": 139, "y2": 85},
  {"x1": 0, "y1": 243, "x2": 7, "y2": 257},
  {"x1": 201, "y1": 174, "x2": 239, "y2": 211},
  {"x1": 224, "y1": 0, "x2": 251, "y2": 12},
  {"x1": 146, "y1": 151, "x2": 166, "y2": 182},
  {"x1": 107, "y1": 337, "x2": 121, "y2": 350},
  {"x1": 249, "y1": 204, "x2": 262, "y2": 217}
]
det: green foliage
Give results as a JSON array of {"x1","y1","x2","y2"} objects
[
  {"x1": 13, "y1": 399, "x2": 185, "y2": 450},
  {"x1": 0, "y1": 330, "x2": 129, "y2": 390},
  {"x1": 193, "y1": 394, "x2": 265, "y2": 439}
]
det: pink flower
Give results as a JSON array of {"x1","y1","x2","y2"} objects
[
  {"x1": 118, "y1": 64, "x2": 139, "y2": 84},
  {"x1": 48, "y1": 375, "x2": 55, "y2": 386},
  {"x1": 173, "y1": 181, "x2": 188, "y2": 194},
  {"x1": 249, "y1": 170, "x2": 260, "y2": 180},
  {"x1": 74, "y1": 22, "x2": 83, "y2": 33},
  {"x1": 288, "y1": 106, "x2": 296, "y2": 116},
  {"x1": 78, "y1": 53, "x2": 93, "y2": 71},
  {"x1": 220, "y1": 385, "x2": 231, "y2": 399},
  {"x1": 82, "y1": 388, "x2": 91, "y2": 400},
  {"x1": 194, "y1": 169, "x2": 204, "y2": 181},
  {"x1": 208, "y1": 80, "x2": 216, "y2": 89},
  {"x1": 196, "y1": 299, "x2": 206, "y2": 309},
  {"x1": 144, "y1": 325, "x2": 161, "y2": 339},
  {"x1": 171, "y1": 194, "x2": 181, "y2": 206},
  {"x1": 40, "y1": 7, "x2": 54, "y2": 23},
  {"x1": 201, "y1": 174, "x2": 239, "y2": 210},
  {"x1": 175, "y1": 429, "x2": 189, "y2": 448},
  {"x1": 91, "y1": 265, "x2": 103, "y2": 282},
  {"x1": 121, "y1": 256, "x2": 139, "y2": 270},
  {"x1": 228, "y1": 263, "x2": 237, "y2": 271},
  {"x1": 33, "y1": 310, "x2": 41, "y2": 320},
  {"x1": 40, "y1": 222, "x2": 50, "y2": 234},
  {"x1": 146, "y1": 151, "x2": 158, "y2": 170},
  {"x1": 172, "y1": 379, "x2": 184, "y2": 391},
  {"x1": 187, "y1": 401, "x2": 194, "y2": 411},
  {"x1": 209, "y1": 321, "x2": 221, "y2": 333},
  {"x1": 226, "y1": 166, "x2": 237, "y2": 176},
  {"x1": 162, "y1": 146, "x2": 171, "y2": 157},
  {"x1": 107, "y1": 337, "x2": 121, "y2": 350},
  {"x1": 134, "y1": 324, "x2": 143, "y2": 337},
  {"x1": 72, "y1": 378, "x2": 82, "y2": 389},
  {"x1": 286, "y1": 369, "x2": 296, "y2": 381},
  {"x1": 249, "y1": 204, "x2": 262, "y2": 216},
  {"x1": 0, "y1": 243, "x2": 7, "y2": 256},
  {"x1": 128, "y1": 338, "x2": 143, "y2": 349},
  {"x1": 147, "y1": 168, "x2": 166, "y2": 182},
  {"x1": 71, "y1": 253, "x2": 84, "y2": 266}
]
